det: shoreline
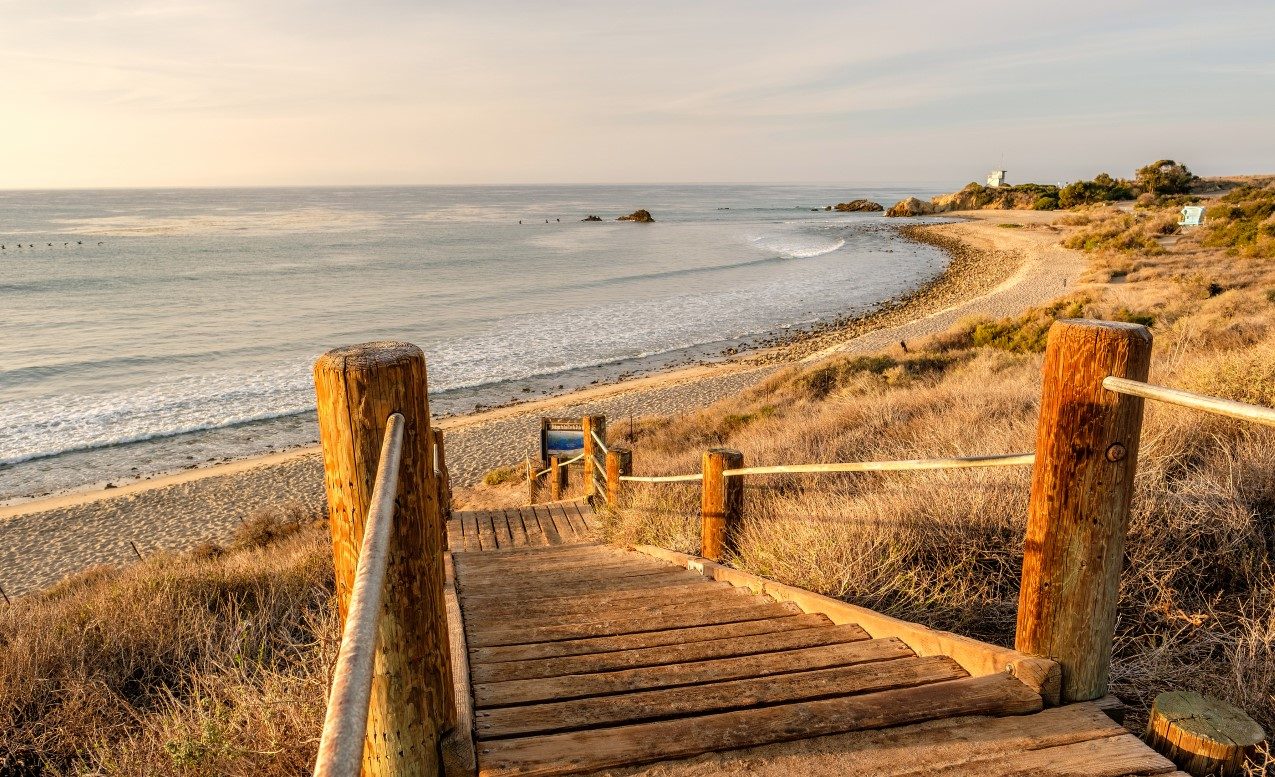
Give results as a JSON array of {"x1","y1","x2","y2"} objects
[{"x1": 0, "y1": 213, "x2": 1085, "y2": 596}]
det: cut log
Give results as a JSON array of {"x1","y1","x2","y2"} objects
[{"x1": 1145, "y1": 691, "x2": 1265, "y2": 776}]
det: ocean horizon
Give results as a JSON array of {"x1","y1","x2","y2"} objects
[{"x1": 0, "y1": 183, "x2": 947, "y2": 501}]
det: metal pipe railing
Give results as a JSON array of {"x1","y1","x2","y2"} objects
[
  {"x1": 313, "y1": 413, "x2": 406, "y2": 777},
  {"x1": 1103, "y1": 376, "x2": 1275, "y2": 428}
]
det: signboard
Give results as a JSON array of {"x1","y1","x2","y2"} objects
[{"x1": 540, "y1": 417, "x2": 585, "y2": 461}]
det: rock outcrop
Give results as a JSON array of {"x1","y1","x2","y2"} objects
[
  {"x1": 932, "y1": 182, "x2": 1056, "y2": 211},
  {"x1": 886, "y1": 197, "x2": 937, "y2": 217},
  {"x1": 832, "y1": 199, "x2": 884, "y2": 212},
  {"x1": 617, "y1": 209, "x2": 655, "y2": 223},
  {"x1": 581, "y1": 215, "x2": 602, "y2": 221}
]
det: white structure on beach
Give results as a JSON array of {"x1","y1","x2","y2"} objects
[{"x1": 987, "y1": 169, "x2": 1007, "y2": 188}]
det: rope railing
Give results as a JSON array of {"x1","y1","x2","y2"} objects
[
  {"x1": 619, "y1": 473, "x2": 705, "y2": 483},
  {"x1": 591, "y1": 430, "x2": 609, "y2": 455},
  {"x1": 314, "y1": 413, "x2": 405, "y2": 777},
  {"x1": 533, "y1": 452, "x2": 585, "y2": 478},
  {"x1": 1103, "y1": 376, "x2": 1275, "y2": 428},
  {"x1": 722, "y1": 452, "x2": 1035, "y2": 477}
]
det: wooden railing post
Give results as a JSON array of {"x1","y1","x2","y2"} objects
[
  {"x1": 432, "y1": 428, "x2": 451, "y2": 523},
  {"x1": 548, "y1": 456, "x2": 564, "y2": 500},
  {"x1": 314, "y1": 341, "x2": 454, "y2": 776},
  {"x1": 581, "y1": 414, "x2": 607, "y2": 501},
  {"x1": 526, "y1": 458, "x2": 538, "y2": 505},
  {"x1": 701, "y1": 448, "x2": 744, "y2": 561},
  {"x1": 1016, "y1": 320, "x2": 1151, "y2": 703},
  {"x1": 606, "y1": 448, "x2": 632, "y2": 506}
]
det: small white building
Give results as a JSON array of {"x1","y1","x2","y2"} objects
[{"x1": 987, "y1": 169, "x2": 1007, "y2": 188}]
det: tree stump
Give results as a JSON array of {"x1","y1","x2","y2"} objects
[{"x1": 1145, "y1": 691, "x2": 1265, "y2": 776}]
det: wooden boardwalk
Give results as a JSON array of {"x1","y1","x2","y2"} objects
[{"x1": 446, "y1": 503, "x2": 1186, "y2": 777}]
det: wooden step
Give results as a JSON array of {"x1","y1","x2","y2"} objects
[
  {"x1": 464, "y1": 594, "x2": 780, "y2": 633},
  {"x1": 475, "y1": 673, "x2": 1044, "y2": 776},
  {"x1": 477, "y1": 655, "x2": 967, "y2": 739},
  {"x1": 464, "y1": 569, "x2": 706, "y2": 601},
  {"x1": 460, "y1": 562, "x2": 680, "y2": 591},
  {"x1": 475, "y1": 637, "x2": 914, "y2": 707},
  {"x1": 472, "y1": 623, "x2": 870, "y2": 683},
  {"x1": 469, "y1": 613, "x2": 833, "y2": 664},
  {"x1": 468, "y1": 601, "x2": 800, "y2": 648},
  {"x1": 459, "y1": 582, "x2": 740, "y2": 619}
]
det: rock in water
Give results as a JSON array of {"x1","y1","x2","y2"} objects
[
  {"x1": 581, "y1": 215, "x2": 603, "y2": 221},
  {"x1": 886, "y1": 197, "x2": 937, "y2": 217},
  {"x1": 832, "y1": 199, "x2": 884, "y2": 212},
  {"x1": 617, "y1": 209, "x2": 655, "y2": 223}
]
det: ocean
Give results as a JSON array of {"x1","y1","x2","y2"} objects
[{"x1": 0, "y1": 184, "x2": 946, "y2": 501}]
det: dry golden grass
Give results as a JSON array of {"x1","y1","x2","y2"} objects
[
  {"x1": 605, "y1": 203, "x2": 1275, "y2": 738},
  {"x1": 0, "y1": 505, "x2": 335, "y2": 775}
]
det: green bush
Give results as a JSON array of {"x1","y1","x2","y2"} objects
[
  {"x1": 1201, "y1": 186, "x2": 1275, "y2": 258},
  {"x1": 1058, "y1": 173, "x2": 1136, "y2": 208},
  {"x1": 1032, "y1": 196, "x2": 1059, "y2": 210},
  {"x1": 1135, "y1": 159, "x2": 1195, "y2": 195}
]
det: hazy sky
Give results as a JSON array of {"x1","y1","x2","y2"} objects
[{"x1": 2, "y1": 0, "x2": 1273, "y2": 188}]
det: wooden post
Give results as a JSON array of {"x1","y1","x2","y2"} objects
[
  {"x1": 605, "y1": 448, "x2": 632, "y2": 506},
  {"x1": 431, "y1": 428, "x2": 451, "y2": 523},
  {"x1": 548, "y1": 456, "x2": 564, "y2": 501},
  {"x1": 581, "y1": 415, "x2": 607, "y2": 501},
  {"x1": 1015, "y1": 320, "x2": 1152, "y2": 703},
  {"x1": 700, "y1": 448, "x2": 744, "y2": 561},
  {"x1": 1145, "y1": 691, "x2": 1265, "y2": 776},
  {"x1": 526, "y1": 457, "x2": 537, "y2": 505},
  {"x1": 314, "y1": 341, "x2": 454, "y2": 776}
]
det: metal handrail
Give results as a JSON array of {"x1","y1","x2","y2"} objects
[
  {"x1": 314, "y1": 413, "x2": 406, "y2": 777},
  {"x1": 723, "y1": 453, "x2": 1035, "y2": 477},
  {"x1": 1103, "y1": 376, "x2": 1275, "y2": 428}
]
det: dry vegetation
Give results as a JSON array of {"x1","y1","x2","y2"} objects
[
  {"x1": 3, "y1": 185, "x2": 1273, "y2": 774},
  {"x1": 0, "y1": 504, "x2": 335, "y2": 775},
  {"x1": 605, "y1": 190, "x2": 1275, "y2": 739}
]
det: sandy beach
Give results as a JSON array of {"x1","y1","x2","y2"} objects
[{"x1": 0, "y1": 213, "x2": 1085, "y2": 597}]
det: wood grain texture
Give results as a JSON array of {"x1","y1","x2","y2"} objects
[
  {"x1": 475, "y1": 673, "x2": 1044, "y2": 776},
  {"x1": 1016, "y1": 320, "x2": 1152, "y2": 702},
  {"x1": 605, "y1": 447, "x2": 632, "y2": 506},
  {"x1": 581, "y1": 415, "x2": 606, "y2": 501},
  {"x1": 1145, "y1": 691, "x2": 1265, "y2": 776},
  {"x1": 700, "y1": 448, "x2": 743, "y2": 561},
  {"x1": 473, "y1": 638, "x2": 915, "y2": 707},
  {"x1": 467, "y1": 614, "x2": 833, "y2": 664},
  {"x1": 314, "y1": 341, "x2": 452, "y2": 777},
  {"x1": 471, "y1": 622, "x2": 869, "y2": 683},
  {"x1": 477, "y1": 655, "x2": 967, "y2": 739}
]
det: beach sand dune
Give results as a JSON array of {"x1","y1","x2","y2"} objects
[{"x1": 0, "y1": 215, "x2": 1083, "y2": 598}]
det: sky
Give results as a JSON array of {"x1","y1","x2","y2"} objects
[{"x1": 1, "y1": 0, "x2": 1273, "y2": 189}]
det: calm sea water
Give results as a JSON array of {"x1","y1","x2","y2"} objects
[{"x1": 0, "y1": 184, "x2": 945, "y2": 500}]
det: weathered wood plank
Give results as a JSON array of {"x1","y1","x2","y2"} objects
[
  {"x1": 461, "y1": 566, "x2": 705, "y2": 597},
  {"x1": 506, "y1": 509, "x2": 530, "y2": 549},
  {"x1": 472, "y1": 622, "x2": 870, "y2": 683},
  {"x1": 469, "y1": 614, "x2": 833, "y2": 664},
  {"x1": 454, "y1": 541, "x2": 606, "y2": 562},
  {"x1": 465, "y1": 570, "x2": 705, "y2": 601},
  {"x1": 463, "y1": 592, "x2": 768, "y2": 632},
  {"x1": 469, "y1": 601, "x2": 800, "y2": 649},
  {"x1": 462, "y1": 513, "x2": 481, "y2": 552},
  {"x1": 535, "y1": 506, "x2": 565, "y2": 545},
  {"x1": 476, "y1": 673, "x2": 1043, "y2": 776},
  {"x1": 478, "y1": 655, "x2": 966, "y2": 739},
  {"x1": 475, "y1": 637, "x2": 914, "y2": 707},
  {"x1": 494, "y1": 509, "x2": 516, "y2": 548},
  {"x1": 460, "y1": 584, "x2": 746, "y2": 621},
  {"x1": 900, "y1": 734, "x2": 1178, "y2": 776},
  {"x1": 477, "y1": 511, "x2": 497, "y2": 552}
]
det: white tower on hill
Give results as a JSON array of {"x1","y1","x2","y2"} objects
[{"x1": 987, "y1": 169, "x2": 1007, "y2": 188}]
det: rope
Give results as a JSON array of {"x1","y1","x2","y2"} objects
[
  {"x1": 1104, "y1": 376, "x2": 1275, "y2": 428},
  {"x1": 722, "y1": 453, "x2": 1034, "y2": 477},
  {"x1": 591, "y1": 430, "x2": 609, "y2": 455},
  {"x1": 619, "y1": 473, "x2": 705, "y2": 483}
]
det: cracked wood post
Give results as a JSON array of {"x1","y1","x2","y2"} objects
[
  {"x1": 526, "y1": 457, "x2": 538, "y2": 505},
  {"x1": 1016, "y1": 320, "x2": 1151, "y2": 703},
  {"x1": 549, "y1": 455, "x2": 565, "y2": 501},
  {"x1": 314, "y1": 341, "x2": 455, "y2": 776},
  {"x1": 581, "y1": 415, "x2": 606, "y2": 502},
  {"x1": 700, "y1": 448, "x2": 744, "y2": 562},
  {"x1": 606, "y1": 447, "x2": 632, "y2": 506},
  {"x1": 1145, "y1": 691, "x2": 1265, "y2": 776}
]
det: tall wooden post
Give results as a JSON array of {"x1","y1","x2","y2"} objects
[
  {"x1": 431, "y1": 428, "x2": 451, "y2": 523},
  {"x1": 701, "y1": 448, "x2": 744, "y2": 561},
  {"x1": 581, "y1": 415, "x2": 607, "y2": 501},
  {"x1": 526, "y1": 458, "x2": 538, "y2": 505},
  {"x1": 605, "y1": 448, "x2": 632, "y2": 506},
  {"x1": 314, "y1": 341, "x2": 454, "y2": 777},
  {"x1": 548, "y1": 456, "x2": 564, "y2": 500},
  {"x1": 1016, "y1": 320, "x2": 1151, "y2": 703}
]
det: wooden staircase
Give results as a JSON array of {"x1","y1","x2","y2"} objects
[{"x1": 445, "y1": 503, "x2": 1185, "y2": 777}]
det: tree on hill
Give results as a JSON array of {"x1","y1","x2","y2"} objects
[
  {"x1": 1135, "y1": 160, "x2": 1196, "y2": 195},
  {"x1": 1058, "y1": 172, "x2": 1135, "y2": 208}
]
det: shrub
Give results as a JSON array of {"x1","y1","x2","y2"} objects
[
  {"x1": 1032, "y1": 196, "x2": 1059, "y2": 211},
  {"x1": 1063, "y1": 211, "x2": 1164, "y2": 254},
  {"x1": 1201, "y1": 186, "x2": 1275, "y2": 258},
  {"x1": 483, "y1": 465, "x2": 521, "y2": 486},
  {"x1": 1135, "y1": 159, "x2": 1196, "y2": 195},
  {"x1": 1058, "y1": 173, "x2": 1137, "y2": 208}
]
